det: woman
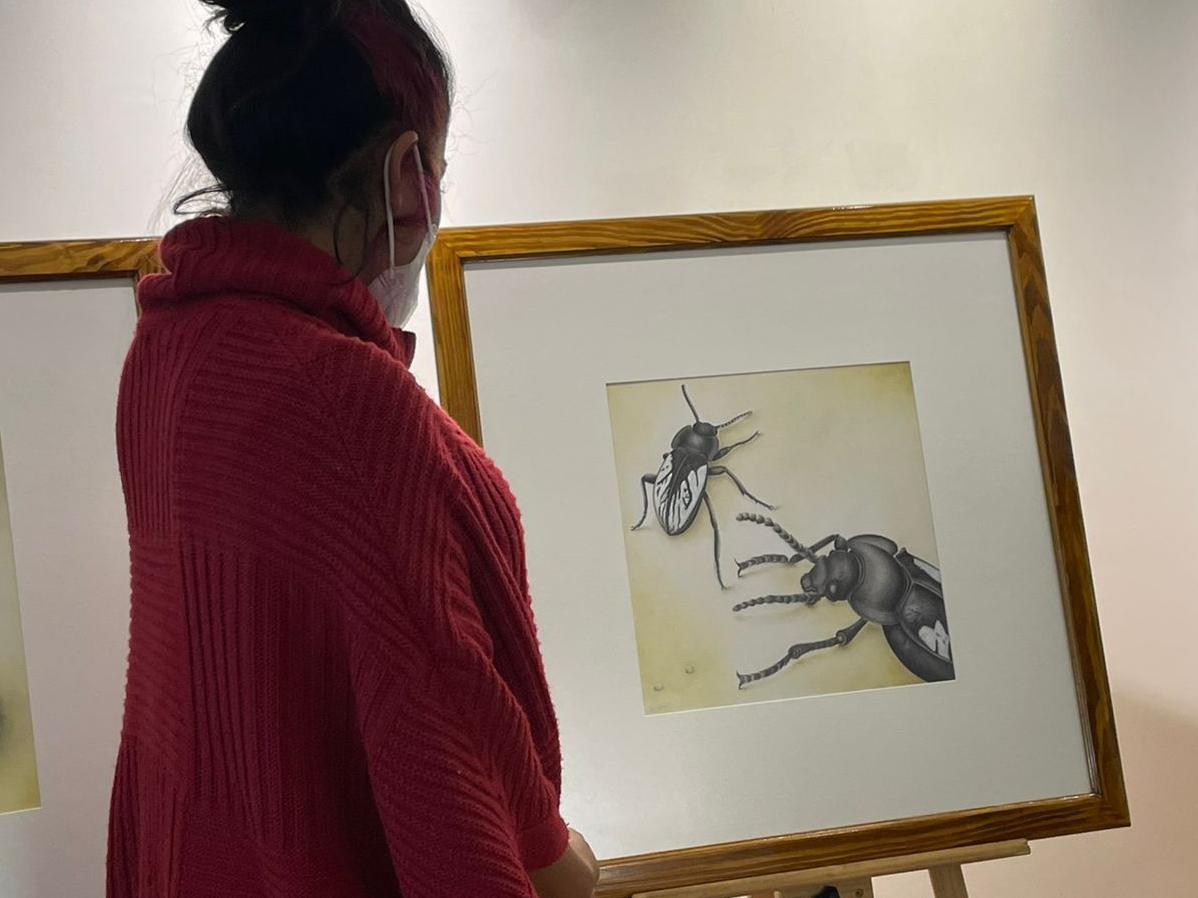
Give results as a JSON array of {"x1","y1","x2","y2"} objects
[{"x1": 107, "y1": 2, "x2": 599, "y2": 896}]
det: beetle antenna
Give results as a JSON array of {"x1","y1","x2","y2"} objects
[
  {"x1": 680, "y1": 384, "x2": 701, "y2": 423},
  {"x1": 733, "y1": 593, "x2": 818, "y2": 612},
  {"x1": 715, "y1": 410, "x2": 753, "y2": 430},
  {"x1": 736, "y1": 513, "x2": 806, "y2": 556}
]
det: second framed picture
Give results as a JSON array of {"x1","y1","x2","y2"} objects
[
  {"x1": 426, "y1": 198, "x2": 1126, "y2": 896},
  {"x1": 609, "y1": 361, "x2": 948, "y2": 716}
]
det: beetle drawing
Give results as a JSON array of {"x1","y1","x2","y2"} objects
[
  {"x1": 632, "y1": 385, "x2": 773, "y2": 588},
  {"x1": 733, "y1": 514, "x2": 954, "y2": 688}
]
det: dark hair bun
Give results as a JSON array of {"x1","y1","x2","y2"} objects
[
  {"x1": 200, "y1": 0, "x2": 340, "y2": 36},
  {"x1": 184, "y1": 0, "x2": 452, "y2": 225}
]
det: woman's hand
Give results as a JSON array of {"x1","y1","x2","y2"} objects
[{"x1": 530, "y1": 828, "x2": 600, "y2": 898}]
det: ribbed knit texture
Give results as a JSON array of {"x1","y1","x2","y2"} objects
[{"x1": 107, "y1": 217, "x2": 569, "y2": 898}]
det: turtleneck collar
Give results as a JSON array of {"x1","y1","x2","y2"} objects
[{"x1": 140, "y1": 216, "x2": 416, "y2": 366}]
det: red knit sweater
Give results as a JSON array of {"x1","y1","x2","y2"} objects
[{"x1": 107, "y1": 218, "x2": 569, "y2": 897}]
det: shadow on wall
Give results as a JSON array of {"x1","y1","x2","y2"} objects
[{"x1": 875, "y1": 689, "x2": 1198, "y2": 896}]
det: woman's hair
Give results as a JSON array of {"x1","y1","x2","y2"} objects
[{"x1": 184, "y1": 0, "x2": 452, "y2": 223}]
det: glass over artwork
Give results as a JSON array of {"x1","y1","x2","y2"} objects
[
  {"x1": 0, "y1": 434, "x2": 39, "y2": 814},
  {"x1": 607, "y1": 362, "x2": 954, "y2": 715}
]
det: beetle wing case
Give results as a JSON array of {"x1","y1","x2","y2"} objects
[{"x1": 653, "y1": 450, "x2": 709, "y2": 534}]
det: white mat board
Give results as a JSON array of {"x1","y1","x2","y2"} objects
[{"x1": 0, "y1": 279, "x2": 136, "y2": 894}]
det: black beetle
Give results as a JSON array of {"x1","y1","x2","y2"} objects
[
  {"x1": 632, "y1": 385, "x2": 773, "y2": 588},
  {"x1": 733, "y1": 514, "x2": 954, "y2": 688}
]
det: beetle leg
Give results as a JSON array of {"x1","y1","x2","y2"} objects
[
  {"x1": 709, "y1": 465, "x2": 775, "y2": 509},
  {"x1": 735, "y1": 553, "x2": 803, "y2": 576},
  {"x1": 631, "y1": 474, "x2": 656, "y2": 530},
  {"x1": 711, "y1": 431, "x2": 760, "y2": 460},
  {"x1": 736, "y1": 618, "x2": 869, "y2": 689},
  {"x1": 702, "y1": 492, "x2": 728, "y2": 589}
]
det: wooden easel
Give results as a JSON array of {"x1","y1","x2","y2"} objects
[{"x1": 631, "y1": 840, "x2": 1029, "y2": 898}]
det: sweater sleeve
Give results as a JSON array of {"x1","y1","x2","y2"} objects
[
  {"x1": 299, "y1": 341, "x2": 570, "y2": 892},
  {"x1": 348, "y1": 588, "x2": 570, "y2": 897}
]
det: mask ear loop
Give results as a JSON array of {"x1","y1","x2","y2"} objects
[
  {"x1": 382, "y1": 141, "x2": 434, "y2": 273},
  {"x1": 412, "y1": 144, "x2": 435, "y2": 235},
  {"x1": 382, "y1": 142, "x2": 397, "y2": 271}
]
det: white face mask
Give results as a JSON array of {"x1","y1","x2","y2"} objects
[{"x1": 368, "y1": 141, "x2": 438, "y2": 329}]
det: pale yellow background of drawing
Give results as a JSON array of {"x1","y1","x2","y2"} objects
[
  {"x1": 608, "y1": 362, "x2": 944, "y2": 714},
  {"x1": 0, "y1": 435, "x2": 40, "y2": 814}
]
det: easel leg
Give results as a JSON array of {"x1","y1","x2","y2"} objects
[
  {"x1": 752, "y1": 879, "x2": 874, "y2": 898},
  {"x1": 639, "y1": 842, "x2": 1024, "y2": 898},
  {"x1": 928, "y1": 865, "x2": 968, "y2": 898},
  {"x1": 837, "y1": 881, "x2": 874, "y2": 898}
]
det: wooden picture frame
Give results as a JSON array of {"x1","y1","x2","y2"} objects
[
  {"x1": 0, "y1": 236, "x2": 158, "y2": 891},
  {"x1": 0, "y1": 237, "x2": 160, "y2": 286},
  {"x1": 427, "y1": 197, "x2": 1128, "y2": 897}
]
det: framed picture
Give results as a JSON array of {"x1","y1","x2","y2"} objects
[
  {"x1": 426, "y1": 197, "x2": 1128, "y2": 896},
  {"x1": 0, "y1": 430, "x2": 38, "y2": 816},
  {"x1": 0, "y1": 239, "x2": 154, "y2": 877}
]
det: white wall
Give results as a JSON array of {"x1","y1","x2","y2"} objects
[{"x1": 2, "y1": 1, "x2": 1196, "y2": 894}]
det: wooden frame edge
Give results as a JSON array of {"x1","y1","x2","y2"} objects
[
  {"x1": 425, "y1": 196, "x2": 1127, "y2": 896},
  {"x1": 428, "y1": 196, "x2": 1039, "y2": 442},
  {"x1": 1005, "y1": 202, "x2": 1128, "y2": 822},
  {"x1": 0, "y1": 237, "x2": 161, "y2": 283},
  {"x1": 596, "y1": 792, "x2": 1127, "y2": 897}
]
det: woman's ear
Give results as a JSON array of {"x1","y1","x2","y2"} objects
[{"x1": 383, "y1": 130, "x2": 422, "y2": 219}]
